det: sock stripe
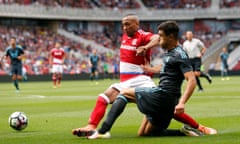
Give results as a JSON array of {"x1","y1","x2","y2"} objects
[
  {"x1": 117, "y1": 94, "x2": 128, "y2": 103},
  {"x1": 99, "y1": 94, "x2": 110, "y2": 104}
]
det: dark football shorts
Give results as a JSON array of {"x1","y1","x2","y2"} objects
[
  {"x1": 11, "y1": 63, "x2": 22, "y2": 76},
  {"x1": 190, "y1": 57, "x2": 201, "y2": 72},
  {"x1": 91, "y1": 66, "x2": 98, "y2": 73},
  {"x1": 135, "y1": 87, "x2": 177, "y2": 129}
]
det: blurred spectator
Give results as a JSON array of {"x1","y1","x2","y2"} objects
[
  {"x1": 1, "y1": 0, "x2": 140, "y2": 10},
  {"x1": 142, "y1": 0, "x2": 211, "y2": 9},
  {"x1": 220, "y1": 0, "x2": 240, "y2": 8}
]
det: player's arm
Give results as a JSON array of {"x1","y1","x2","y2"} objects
[
  {"x1": 62, "y1": 52, "x2": 66, "y2": 64},
  {"x1": 136, "y1": 34, "x2": 160, "y2": 56},
  {"x1": 0, "y1": 55, "x2": 6, "y2": 63},
  {"x1": 1, "y1": 49, "x2": 8, "y2": 63},
  {"x1": 217, "y1": 53, "x2": 222, "y2": 64},
  {"x1": 182, "y1": 42, "x2": 187, "y2": 51},
  {"x1": 143, "y1": 34, "x2": 160, "y2": 50},
  {"x1": 200, "y1": 46, "x2": 206, "y2": 57},
  {"x1": 16, "y1": 46, "x2": 25, "y2": 60},
  {"x1": 88, "y1": 56, "x2": 92, "y2": 67},
  {"x1": 17, "y1": 53, "x2": 25, "y2": 60},
  {"x1": 141, "y1": 64, "x2": 162, "y2": 73},
  {"x1": 198, "y1": 40, "x2": 206, "y2": 56},
  {"x1": 174, "y1": 71, "x2": 196, "y2": 114},
  {"x1": 49, "y1": 52, "x2": 53, "y2": 65}
]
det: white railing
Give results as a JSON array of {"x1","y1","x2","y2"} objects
[
  {"x1": 57, "y1": 29, "x2": 114, "y2": 54},
  {"x1": 203, "y1": 31, "x2": 240, "y2": 61},
  {"x1": 228, "y1": 46, "x2": 240, "y2": 70}
]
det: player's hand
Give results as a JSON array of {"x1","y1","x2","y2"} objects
[
  {"x1": 141, "y1": 64, "x2": 151, "y2": 73},
  {"x1": 174, "y1": 103, "x2": 185, "y2": 114},
  {"x1": 136, "y1": 46, "x2": 147, "y2": 56}
]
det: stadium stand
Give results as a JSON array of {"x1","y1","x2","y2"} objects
[
  {"x1": 220, "y1": 0, "x2": 240, "y2": 8},
  {"x1": 0, "y1": 25, "x2": 118, "y2": 75},
  {"x1": 142, "y1": 0, "x2": 211, "y2": 9},
  {"x1": 0, "y1": 0, "x2": 140, "y2": 9}
]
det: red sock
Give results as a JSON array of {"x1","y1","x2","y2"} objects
[
  {"x1": 52, "y1": 76, "x2": 56, "y2": 86},
  {"x1": 58, "y1": 77, "x2": 62, "y2": 85},
  {"x1": 88, "y1": 94, "x2": 109, "y2": 127},
  {"x1": 174, "y1": 113, "x2": 199, "y2": 129}
]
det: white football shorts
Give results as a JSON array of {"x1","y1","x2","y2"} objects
[
  {"x1": 110, "y1": 75, "x2": 156, "y2": 92},
  {"x1": 52, "y1": 64, "x2": 63, "y2": 73}
]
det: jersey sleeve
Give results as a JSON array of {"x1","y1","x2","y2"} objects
[
  {"x1": 177, "y1": 51, "x2": 192, "y2": 74},
  {"x1": 179, "y1": 58, "x2": 192, "y2": 74},
  {"x1": 142, "y1": 32, "x2": 154, "y2": 45},
  {"x1": 140, "y1": 30, "x2": 154, "y2": 63},
  {"x1": 19, "y1": 47, "x2": 24, "y2": 55},
  {"x1": 197, "y1": 39, "x2": 205, "y2": 50},
  {"x1": 4, "y1": 47, "x2": 11, "y2": 56},
  {"x1": 182, "y1": 42, "x2": 187, "y2": 51},
  {"x1": 50, "y1": 49, "x2": 54, "y2": 56}
]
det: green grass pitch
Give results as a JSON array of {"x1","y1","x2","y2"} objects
[{"x1": 0, "y1": 76, "x2": 240, "y2": 144}]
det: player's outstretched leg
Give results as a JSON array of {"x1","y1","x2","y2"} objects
[
  {"x1": 72, "y1": 129, "x2": 95, "y2": 137},
  {"x1": 87, "y1": 95, "x2": 128, "y2": 139},
  {"x1": 72, "y1": 94, "x2": 110, "y2": 136},
  {"x1": 87, "y1": 130, "x2": 111, "y2": 139},
  {"x1": 181, "y1": 124, "x2": 204, "y2": 136},
  {"x1": 198, "y1": 124, "x2": 217, "y2": 135},
  {"x1": 72, "y1": 87, "x2": 119, "y2": 137},
  {"x1": 200, "y1": 72, "x2": 212, "y2": 84},
  {"x1": 174, "y1": 113, "x2": 217, "y2": 135}
]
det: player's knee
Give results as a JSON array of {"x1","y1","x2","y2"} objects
[
  {"x1": 104, "y1": 88, "x2": 119, "y2": 103},
  {"x1": 121, "y1": 88, "x2": 135, "y2": 99},
  {"x1": 12, "y1": 75, "x2": 17, "y2": 80},
  {"x1": 17, "y1": 75, "x2": 22, "y2": 80},
  {"x1": 137, "y1": 129, "x2": 149, "y2": 136},
  {"x1": 98, "y1": 94, "x2": 110, "y2": 104},
  {"x1": 137, "y1": 131, "x2": 145, "y2": 136},
  {"x1": 194, "y1": 71, "x2": 200, "y2": 76},
  {"x1": 52, "y1": 75, "x2": 56, "y2": 80}
]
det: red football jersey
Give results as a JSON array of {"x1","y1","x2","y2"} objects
[
  {"x1": 50, "y1": 48, "x2": 65, "y2": 65},
  {"x1": 120, "y1": 29, "x2": 153, "y2": 82}
]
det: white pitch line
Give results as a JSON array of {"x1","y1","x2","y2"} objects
[
  {"x1": 26, "y1": 95, "x2": 240, "y2": 100},
  {"x1": 192, "y1": 96, "x2": 240, "y2": 99},
  {"x1": 28, "y1": 95, "x2": 46, "y2": 98},
  {"x1": 27, "y1": 95, "x2": 97, "y2": 100}
]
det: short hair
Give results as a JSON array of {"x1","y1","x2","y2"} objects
[
  {"x1": 157, "y1": 21, "x2": 179, "y2": 40},
  {"x1": 10, "y1": 36, "x2": 16, "y2": 40},
  {"x1": 123, "y1": 14, "x2": 139, "y2": 23}
]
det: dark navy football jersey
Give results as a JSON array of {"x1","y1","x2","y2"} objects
[
  {"x1": 158, "y1": 46, "x2": 192, "y2": 96},
  {"x1": 90, "y1": 54, "x2": 99, "y2": 67},
  {"x1": 5, "y1": 46, "x2": 24, "y2": 65}
]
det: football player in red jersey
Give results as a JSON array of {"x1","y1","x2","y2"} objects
[
  {"x1": 72, "y1": 14, "x2": 217, "y2": 137},
  {"x1": 49, "y1": 41, "x2": 65, "y2": 88},
  {"x1": 72, "y1": 13, "x2": 159, "y2": 136}
]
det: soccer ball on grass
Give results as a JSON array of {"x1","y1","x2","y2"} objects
[{"x1": 8, "y1": 112, "x2": 28, "y2": 131}]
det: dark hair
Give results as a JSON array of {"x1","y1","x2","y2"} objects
[
  {"x1": 157, "y1": 21, "x2": 179, "y2": 40},
  {"x1": 10, "y1": 36, "x2": 16, "y2": 40}
]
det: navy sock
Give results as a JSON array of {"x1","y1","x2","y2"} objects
[
  {"x1": 98, "y1": 95, "x2": 128, "y2": 134},
  {"x1": 196, "y1": 76, "x2": 203, "y2": 90},
  {"x1": 13, "y1": 80, "x2": 19, "y2": 90}
]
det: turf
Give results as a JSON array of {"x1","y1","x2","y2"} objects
[{"x1": 0, "y1": 76, "x2": 240, "y2": 144}]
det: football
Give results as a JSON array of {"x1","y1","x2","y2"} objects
[{"x1": 8, "y1": 112, "x2": 28, "y2": 131}]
